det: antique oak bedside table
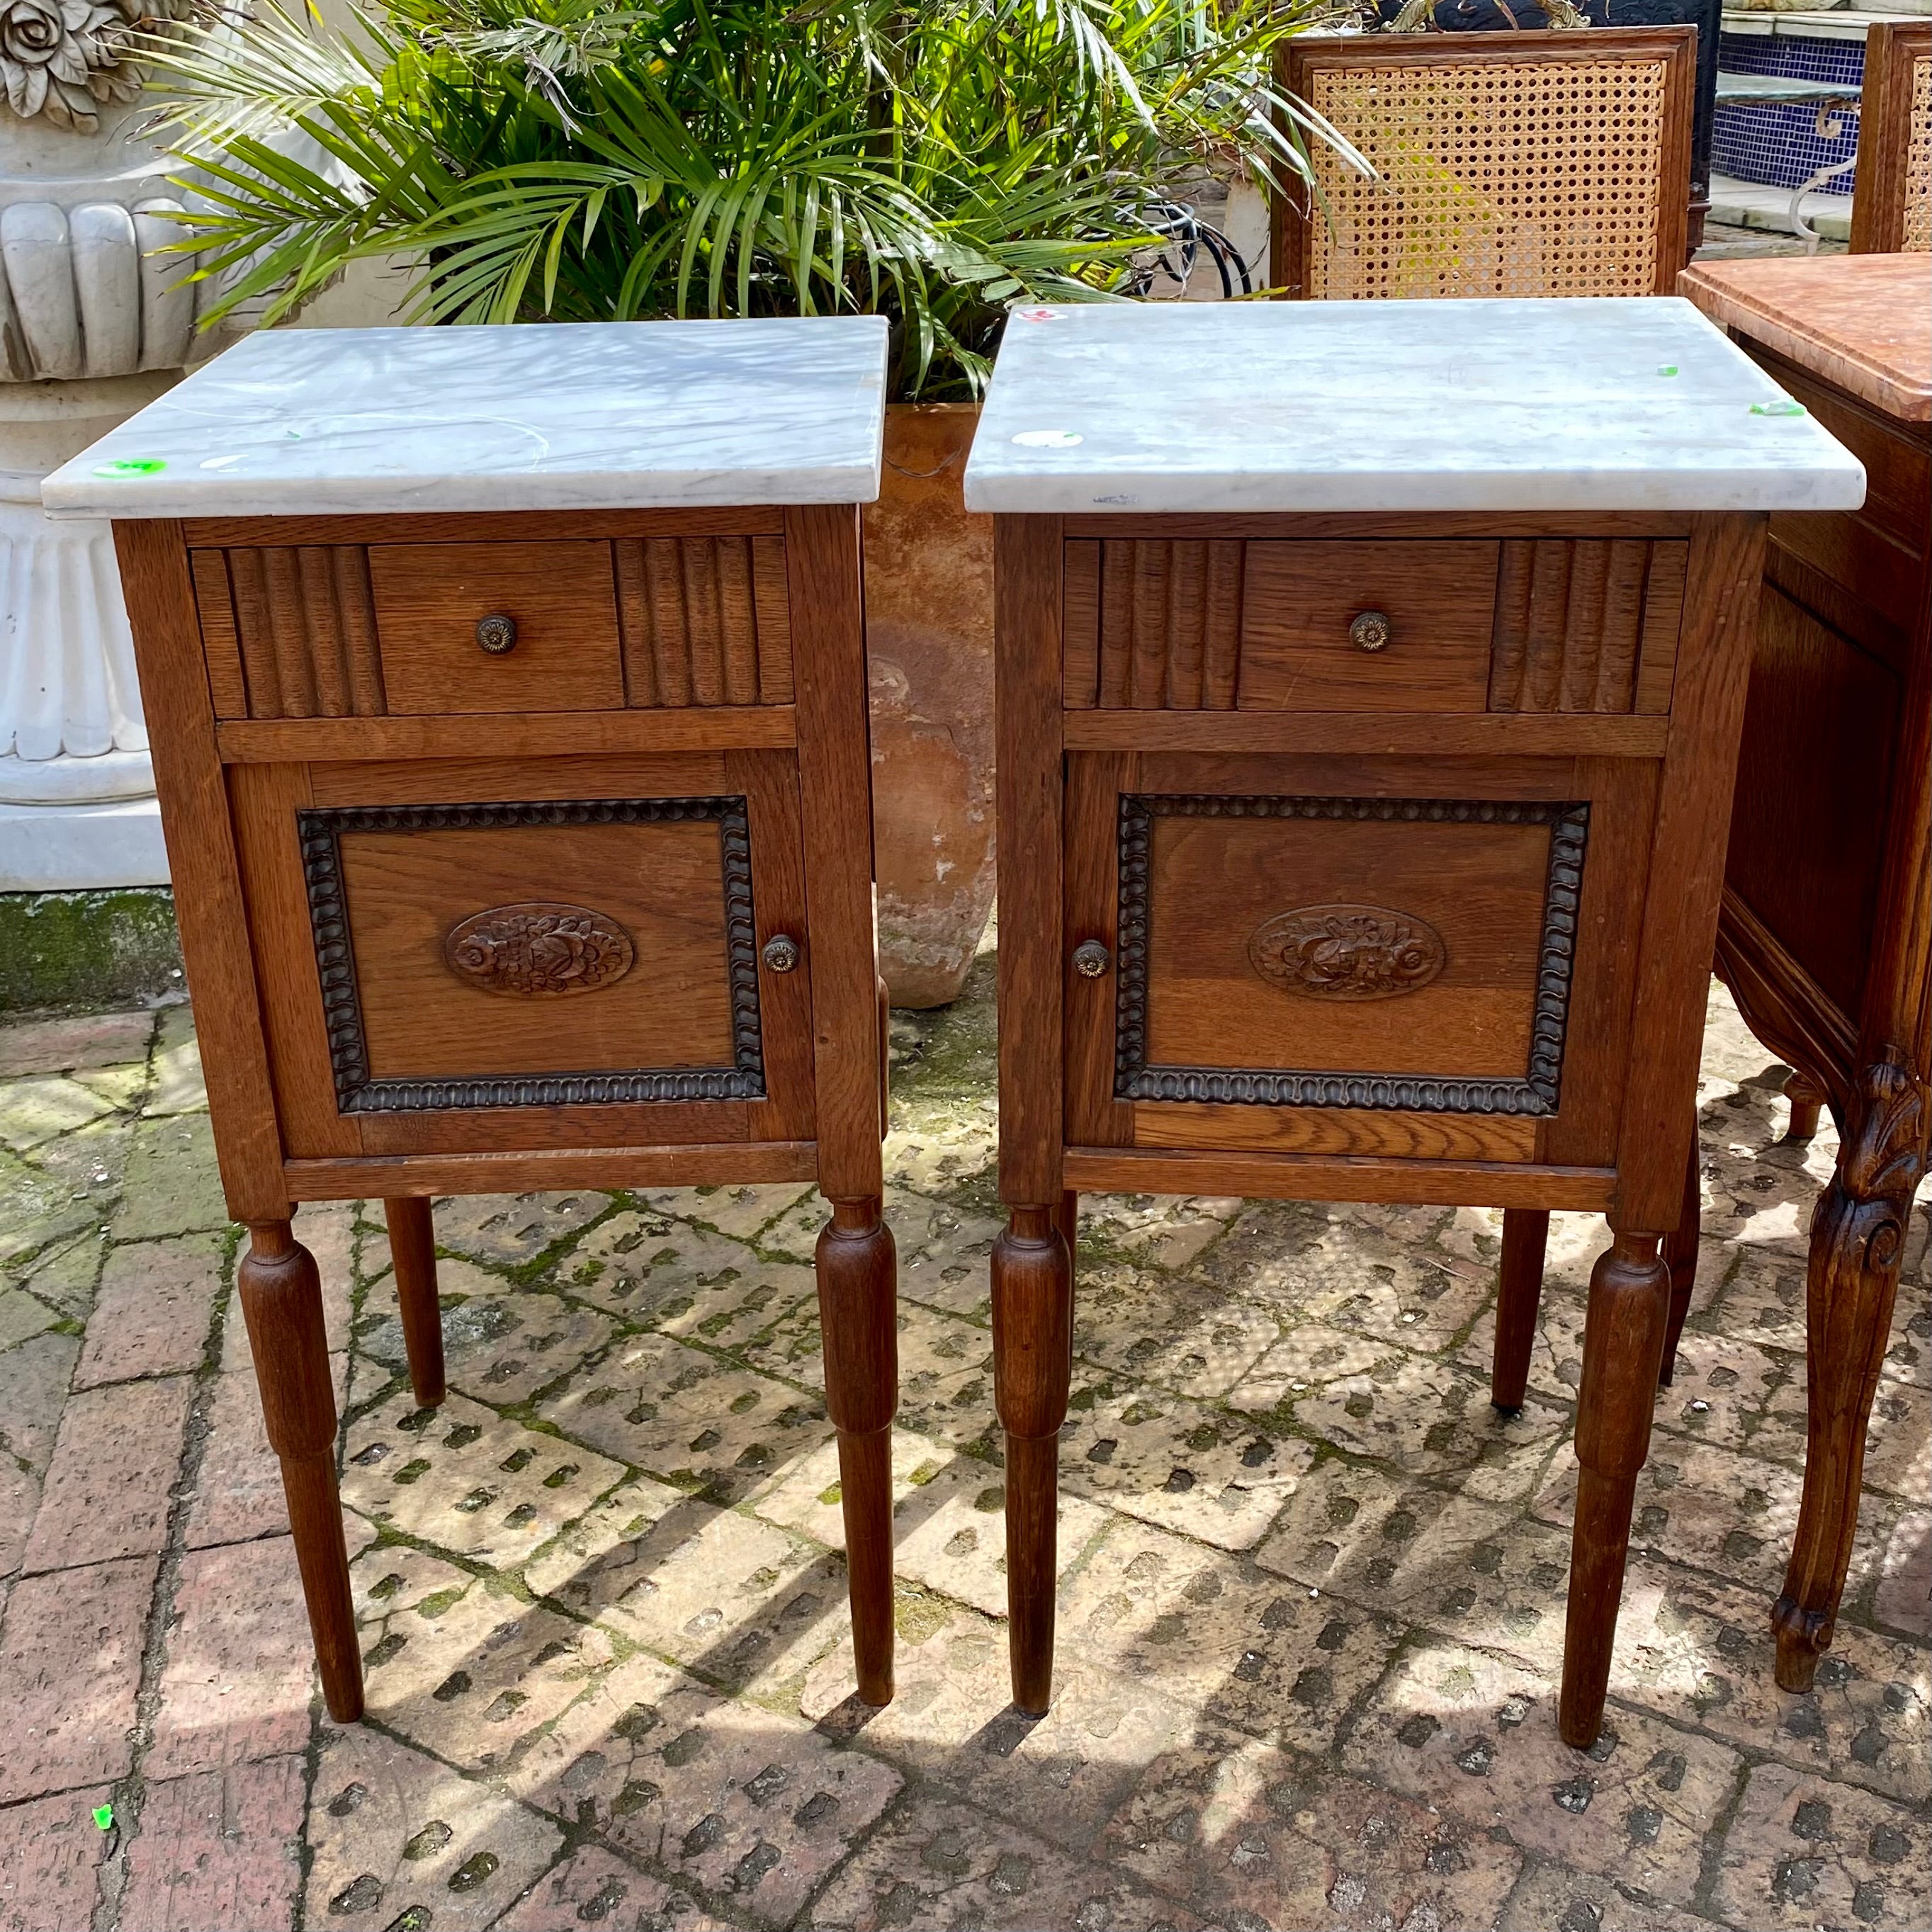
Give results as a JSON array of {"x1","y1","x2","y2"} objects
[
  {"x1": 961, "y1": 298, "x2": 1864, "y2": 1747},
  {"x1": 43, "y1": 319, "x2": 901, "y2": 1722},
  {"x1": 1672, "y1": 254, "x2": 1931, "y2": 1695}
]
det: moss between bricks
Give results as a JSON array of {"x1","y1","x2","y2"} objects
[{"x1": 0, "y1": 888, "x2": 183, "y2": 1013}]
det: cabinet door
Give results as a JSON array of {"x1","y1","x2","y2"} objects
[
  {"x1": 232, "y1": 751, "x2": 813, "y2": 1158},
  {"x1": 1063, "y1": 750, "x2": 1656, "y2": 1168}
]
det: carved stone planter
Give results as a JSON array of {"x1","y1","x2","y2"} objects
[{"x1": 865, "y1": 402, "x2": 994, "y2": 1008}]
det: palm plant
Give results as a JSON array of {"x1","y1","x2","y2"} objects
[{"x1": 143, "y1": 0, "x2": 1351, "y2": 396}]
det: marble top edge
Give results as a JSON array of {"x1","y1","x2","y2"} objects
[
  {"x1": 961, "y1": 298, "x2": 1869, "y2": 514},
  {"x1": 42, "y1": 317, "x2": 891, "y2": 519}
]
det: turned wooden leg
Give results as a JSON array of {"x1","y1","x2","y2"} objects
[
  {"x1": 1560, "y1": 1227, "x2": 1671, "y2": 1749},
  {"x1": 239, "y1": 1221, "x2": 362, "y2": 1722},
  {"x1": 1784, "y1": 1071, "x2": 1826, "y2": 1146},
  {"x1": 816, "y1": 1197, "x2": 898, "y2": 1706},
  {"x1": 1659, "y1": 1137, "x2": 1702, "y2": 1389},
  {"x1": 385, "y1": 1197, "x2": 445, "y2": 1408},
  {"x1": 1491, "y1": 1208, "x2": 1549, "y2": 1413},
  {"x1": 1775, "y1": 1056, "x2": 1928, "y2": 1691},
  {"x1": 992, "y1": 1204, "x2": 1073, "y2": 1715}
]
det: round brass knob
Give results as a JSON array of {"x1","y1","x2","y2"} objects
[
  {"x1": 1072, "y1": 939, "x2": 1111, "y2": 978},
  {"x1": 762, "y1": 934, "x2": 801, "y2": 973},
  {"x1": 476, "y1": 613, "x2": 518, "y2": 655},
  {"x1": 1350, "y1": 610, "x2": 1392, "y2": 653}
]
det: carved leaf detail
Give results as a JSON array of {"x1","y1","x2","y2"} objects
[
  {"x1": 1248, "y1": 903, "x2": 1447, "y2": 1002},
  {"x1": 444, "y1": 903, "x2": 635, "y2": 998}
]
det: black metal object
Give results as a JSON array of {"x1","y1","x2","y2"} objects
[{"x1": 1369, "y1": 3, "x2": 1724, "y2": 235}]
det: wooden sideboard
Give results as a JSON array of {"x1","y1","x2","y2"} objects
[
  {"x1": 1678, "y1": 254, "x2": 1931, "y2": 1693},
  {"x1": 963, "y1": 298, "x2": 1865, "y2": 1749},
  {"x1": 44, "y1": 320, "x2": 901, "y2": 1722}
]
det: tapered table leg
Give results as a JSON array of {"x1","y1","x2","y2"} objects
[
  {"x1": 1775, "y1": 1056, "x2": 1928, "y2": 1690},
  {"x1": 1561, "y1": 1226, "x2": 1671, "y2": 1749},
  {"x1": 817, "y1": 1197, "x2": 898, "y2": 1706},
  {"x1": 1659, "y1": 1138, "x2": 1702, "y2": 1389},
  {"x1": 1491, "y1": 1208, "x2": 1549, "y2": 1413},
  {"x1": 385, "y1": 1197, "x2": 445, "y2": 1408},
  {"x1": 239, "y1": 1220, "x2": 361, "y2": 1722},
  {"x1": 993, "y1": 1205, "x2": 1073, "y2": 1715}
]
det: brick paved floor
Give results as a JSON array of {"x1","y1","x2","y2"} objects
[{"x1": 0, "y1": 964, "x2": 1926, "y2": 1932}]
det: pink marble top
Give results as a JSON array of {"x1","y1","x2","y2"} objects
[{"x1": 1677, "y1": 255, "x2": 1932, "y2": 426}]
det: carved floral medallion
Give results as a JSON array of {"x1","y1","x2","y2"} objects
[
  {"x1": 1248, "y1": 903, "x2": 1447, "y2": 1001},
  {"x1": 1, "y1": 0, "x2": 156, "y2": 131},
  {"x1": 443, "y1": 902, "x2": 635, "y2": 998}
]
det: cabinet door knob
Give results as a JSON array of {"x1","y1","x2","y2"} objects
[
  {"x1": 1072, "y1": 939, "x2": 1111, "y2": 978},
  {"x1": 762, "y1": 934, "x2": 801, "y2": 973},
  {"x1": 1350, "y1": 610, "x2": 1392, "y2": 653},
  {"x1": 476, "y1": 613, "x2": 518, "y2": 655}
]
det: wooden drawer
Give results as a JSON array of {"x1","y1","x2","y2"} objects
[
  {"x1": 1063, "y1": 751, "x2": 1657, "y2": 1168},
  {"x1": 369, "y1": 541, "x2": 624, "y2": 714},
  {"x1": 230, "y1": 752, "x2": 815, "y2": 1158},
  {"x1": 1063, "y1": 536, "x2": 1685, "y2": 716}
]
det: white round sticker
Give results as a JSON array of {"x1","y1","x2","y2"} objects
[{"x1": 1012, "y1": 429, "x2": 1083, "y2": 448}]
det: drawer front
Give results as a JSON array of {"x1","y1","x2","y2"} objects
[
  {"x1": 232, "y1": 752, "x2": 814, "y2": 1157},
  {"x1": 190, "y1": 533, "x2": 795, "y2": 719},
  {"x1": 370, "y1": 541, "x2": 624, "y2": 713},
  {"x1": 1064, "y1": 752, "x2": 1655, "y2": 1167},
  {"x1": 1062, "y1": 536, "x2": 1685, "y2": 716}
]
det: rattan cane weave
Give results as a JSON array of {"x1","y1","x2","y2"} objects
[
  {"x1": 1304, "y1": 56, "x2": 1675, "y2": 300},
  {"x1": 1905, "y1": 57, "x2": 1931, "y2": 253}
]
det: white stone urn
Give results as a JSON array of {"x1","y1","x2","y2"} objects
[{"x1": 0, "y1": 4, "x2": 255, "y2": 886}]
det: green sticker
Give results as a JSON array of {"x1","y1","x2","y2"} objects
[
  {"x1": 93, "y1": 1804, "x2": 114, "y2": 1831},
  {"x1": 92, "y1": 458, "x2": 167, "y2": 477},
  {"x1": 1749, "y1": 400, "x2": 1807, "y2": 418},
  {"x1": 1657, "y1": 365, "x2": 1678, "y2": 377}
]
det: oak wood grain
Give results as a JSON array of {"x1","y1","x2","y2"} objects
[
  {"x1": 216, "y1": 707, "x2": 796, "y2": 765},
  {"x1": 1062, "y1": 710, "x2": 1668, "y2": 758},
  {"x1": 285, "y1": 1141, "x2": 817, "y2": 1199}
]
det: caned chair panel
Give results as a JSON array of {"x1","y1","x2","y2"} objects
[
  {"x1": 1851, "y1": 23, "x2": 1932, "y2": 255},
  {"x1": 1272, "y1": 30, "x2": 1697, "y2": 300}
]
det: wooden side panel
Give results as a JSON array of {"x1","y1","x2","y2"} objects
[
  {"x1": 1615, "y1": 513, "x2": 1768, "y2": 1225},
  {"x1": 189, "y1": 548, "x2": 249, "y2": 719},
  {"x1": 113, "y1": 521, "x2": 288, "y2": 1219},
  {"x1": 787, "y1": 504, "x2": 883, "y2": 1199},
  {"x1": 1635, "y1": 541, "x2": 1688, "y2": 713},
  {"x1": 1141, "y1": 1103, "x2": 1537, "y2": 1162},
  {"x1": 616, "y1": 536, "x2": 795, "y2": 708},
  {"x1": 1083, "y1": 538, "x2": 1246, "y2": 708}
]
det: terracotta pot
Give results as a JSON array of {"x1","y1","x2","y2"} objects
[{"x1": 865, "y1": 402, "x2": 994, "y2": 1008}]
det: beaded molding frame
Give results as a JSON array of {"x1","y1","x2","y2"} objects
[
  {"x1": 1112, "y1": 793, "x2": 1591, "y2": 1115},
  {"x1": 298, "y1": 796, "x2": 766, "y2": 1112}
]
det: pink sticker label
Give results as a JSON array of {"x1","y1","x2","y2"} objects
[{"x1": 1015, "y1": 307, "x2": 1061, "y2": 323}]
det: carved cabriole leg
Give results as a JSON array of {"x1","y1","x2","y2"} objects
[
  {"x1": 238, "y1": 1221, "x2": 362, "y2": 1722},
  {"x1": 1775, "y1": 1055, "x2": 1930, "y2": 1691},
  {"x1": 385, "y1": 1197, "x2": 446, "y2": 1408},
  {"x1": 815, "y1": 1197, "x2": 898, "y2": 1707},
  {"x1": 993, "y1": 1205, "x2": 1073, "y2": 1715},
  {"x1": 1560, "y1": 1227, "x2": 1671, "y2": 1749},
  {"x1": 1784, "y1": 1071, "x2": 1826, "y2": 1146},
  {"x1": 1491, "y1": 1208, "x2": 1549, "y2": 1413},
  {"x1": 1659, "y1": 1138, "x2": 1703, "y2": 1389}
]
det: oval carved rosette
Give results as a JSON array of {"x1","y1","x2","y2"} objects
[
  {"x1": 1248, "y1": 903, "x2": 1447, "y2": 1002},
  {"x1": 443, "y1": 902, "x2": 635, "y2": 998}
]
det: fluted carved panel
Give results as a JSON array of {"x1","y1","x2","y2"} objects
[
  {"x1": 614, "y1": 536, "x2": 792, "y2": 707},
  {"x1": 1063, "y1": 538, "x2": 1243, "y2": 709},
  {"x1": 204, "y1": 546, "x2": 386, "y2": 720},
  {"x1": 1488, "y1": 538, "x2": 1682, "y2": 715}
]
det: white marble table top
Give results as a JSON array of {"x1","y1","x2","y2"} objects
[
  {"x1": 42, "y1": 318, "x2": 889, "y2": 519},
  {"x1": 961, "y1": 298, "x2": 1867, "y2": 515}
]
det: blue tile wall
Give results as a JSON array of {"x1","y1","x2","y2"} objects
[{"x1": 1712, "y1": 30, "x2": 1865, "y2": 194}]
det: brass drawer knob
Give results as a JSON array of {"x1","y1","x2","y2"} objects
[
  {"x1": 762, "y1": 934, "x2": 801, "y2": 973},
  {"x1": 1350, "y1": 610, "x2": 1392, "y2": 653},
  {"x1": 1072, "y1": 939, "x2": 1111, "y2": 978},
  {"x1": 475, "y1": 612, "x2": 518, "y2": 655}
]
